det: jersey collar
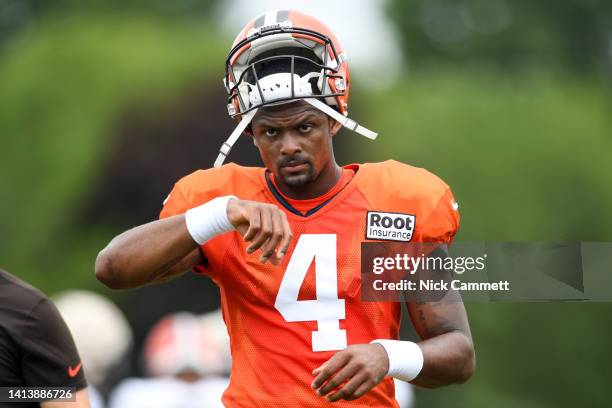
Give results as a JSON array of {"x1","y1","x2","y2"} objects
[{"x1": 261, "y1": 164, "x2": 361, "y2": 220}]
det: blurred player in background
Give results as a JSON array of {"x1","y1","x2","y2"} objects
[
  {"x1": 96, "y1": 10, "x2": 475, "y2": 407},
  {"x1": 53, "y1": 290, "x2": 134, "y2": 408},
  {"x1": 108, "y1": 310, "x2": 229, "y2": 408},
  {"x1": 0, "y1": 268, "x2": 91, "y2": 407}
]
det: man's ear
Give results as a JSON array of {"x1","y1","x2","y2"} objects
[
  {"x1": 329, "y1": 118, "x2": 343, "y2": 137},
  {"x1": 244, "y1": 125, "x2": 258, "y2": 147}
]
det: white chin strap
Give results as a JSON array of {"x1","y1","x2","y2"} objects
[
  {"x1": 213, "y1": 108, "x2": 258, "y2": 168},
  {"x1": 303, "y1": 98, "x2": 378, "y2": 140},
  {"x1": 214, "y1": 74, "x2": 378, "y2": 167}
]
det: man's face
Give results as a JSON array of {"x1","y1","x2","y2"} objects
[{"x1": 250, "y1": 101, "x2": 342, "y2": 188}]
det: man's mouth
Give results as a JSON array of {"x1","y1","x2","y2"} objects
[{"x1": 281, "y1": 161, "x2": 309, "y2": 174}]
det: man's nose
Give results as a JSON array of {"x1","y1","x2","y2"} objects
[{"x1": 279, "y1": 132, "x2": 302, "y2": 156}]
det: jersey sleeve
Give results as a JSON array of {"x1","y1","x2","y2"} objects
[
  {"x1": 20, "y1": 298, "x2": 87, "y2": 390},
  {"x1": 358, "y1": 160, "x2": 460, "y2": 244},
  {"x1": 159, "y1": 183, "x2": 194, "y2": 219},
  {"x1": 160, "y1": 182, "x2": 192, "y2": 220},
  {"x1": 419, "y1": 187, "x2": 460, "y2": 244},
  {"x1": 159, "y1": 178, "x2": 223, "y2": 277}
]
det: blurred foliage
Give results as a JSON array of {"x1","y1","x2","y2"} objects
[
  {"x1": 387, "y1": 0, "x2": 612, "y2": 76},
  {"x1": 27, "y1": 0, "x2": 218, "y2": 14},
  {"x1": 0, "y1": 14, "x2": 226, "y2": 292},
  {"x1": 0, "y1": 0, "x2": 220, "y2": 45},
  {"x1": 415, "y1": 302, "x2": 612, "y2": 407}
]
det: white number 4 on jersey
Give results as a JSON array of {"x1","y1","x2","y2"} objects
[{"x1": 274, "y1": 234, "x2": 347, "y2": 352}]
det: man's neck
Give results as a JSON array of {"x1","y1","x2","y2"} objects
[{"x1": 276, "y1": 162, "x2": 342, "y2": 200}]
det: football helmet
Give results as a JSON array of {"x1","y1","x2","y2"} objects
[
  {"x1": 215, "y1": 10, "x2": 377, "y2": 167},
  {"x1": 144, "y1": 311, "x2": 229, "y2": 378}
]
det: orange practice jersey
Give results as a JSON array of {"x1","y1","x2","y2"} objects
[{"x1": 160, "y1": 160, "x2": 459, "y2": 408}]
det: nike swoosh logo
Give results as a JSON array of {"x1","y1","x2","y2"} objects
[
  {"x1": 68, "y1": 362, "x2": 82, "y2": 378},
  {"x1": 451, "y1": 200, "x2": 459, "y2": 211}
]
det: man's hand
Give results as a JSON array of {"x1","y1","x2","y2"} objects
[
  {"x1": 227, "y1": 199, "x2": 293, "y2": 264},
  {"x1": 311, "y1": 344, "x2": 389, "y2": 402}
]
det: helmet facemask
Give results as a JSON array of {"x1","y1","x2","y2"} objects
[{"x1": 236, "y1": 51, "x2": 341, "y2": 114}]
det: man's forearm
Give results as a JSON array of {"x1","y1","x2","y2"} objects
[
  {"x1": 95, "y1": 214, "x2": 198, "y2": 289},
  {"x1": 406, "y1": 299, "x2": 475, "y2": 388},
  {"x1": 96, "y1": 197, "x2": 294, "y2": 289},
  {"x1": 412, "y1": 330, "x2": 475, "y2": 388}
]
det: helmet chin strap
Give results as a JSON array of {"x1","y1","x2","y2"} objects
[
  {"x1": 214, "y1": 99, "x2": 377, "y2": 168},
  {"x1": 303, "y1": 98, "x2": 378, "y2": 140},
  {"x1": 214, "y1": 108, "x2": 258, "y2": 168}
]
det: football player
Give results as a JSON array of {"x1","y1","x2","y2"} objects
[
  {"x1": 96, "y1": 10, "x2": 475, "y2": 407},
  {"x1": 0, "y1": 269, "x2": 91, "y2": 408}
]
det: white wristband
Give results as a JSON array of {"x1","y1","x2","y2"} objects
[
  {"x1": 371, "y1": 339, "x2": 424, "y2": 382},
  {"x1": 184, "y1": 195, "x2": 237, "y2": 244}
]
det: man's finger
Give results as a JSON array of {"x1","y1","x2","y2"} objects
[
  {"x1": 344, "y1": 379, "x2": 375, "y2": 401},
  {"x1": 275, "y1": 210, "x2": 292, "y2": 261},
  {"x1": 243, "y1": 208, "x2": 261, "y2": 242},
  {"x1": 311, "y1": 351, "x2": 350, "y2": 389},
  {"x1": 326, "y1": 372, "x2": 367, "y2": 402},
  {"x1": 259, "y1": 210, "x2": 284, "y2": 262},
  {"x1": 316, "y1": 362, "x2": 359, "y2": 397},
  {"x1": 247, "y1": 209, "x2": 273, "y2": 254}
]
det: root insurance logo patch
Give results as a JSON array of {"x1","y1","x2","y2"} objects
[{"x1": 366, "y1": 211, "x2": 416, "y2": 242}]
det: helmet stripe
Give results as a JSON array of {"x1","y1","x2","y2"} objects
[
  {"x1": 264, "y1": 10, "x2": 277, "y2": 26},
  {"x1": 254, "y1": 14, "x2": 265, "y2": 28},
  {"x1": 277, "y1": 10, "x2": 290, "y2": 23}
]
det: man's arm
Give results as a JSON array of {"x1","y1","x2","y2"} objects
[
  {"x1": 406, "y1": 299, "x2": 475, "y2": 388},
  {"x1": 95, "y1": 199, "x2": 293, "y2": 289},
  {"x1": 95, "y1": 214, "x2": 200, "y2": 289},
  {"x1": 19, "y1": 298, "x2": 89, "y2": 403}
]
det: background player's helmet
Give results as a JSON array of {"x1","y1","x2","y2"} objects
[
  {"x1": 215, "y1": 10, "x2": 377, "y2": 168},
  {"x1": 224, "y1": 10, "x2": 350, "y2": 119},
  {"x1": 144, "y1": 311, "x2": 230, "y2": 379},
  {"x1": 53, "y1": 290, "x2": 133, "y2": 388}
]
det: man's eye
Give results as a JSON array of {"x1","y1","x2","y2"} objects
[
  {"x1": 265, "y1": 129, "x2": 277, "y2": 137},
  {"x1": 298, "y1": 124, "x2": 312, "y2": 133}
]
